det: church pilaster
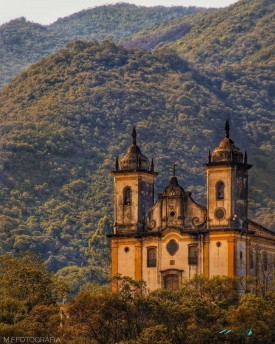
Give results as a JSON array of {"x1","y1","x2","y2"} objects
[
  {"x1": 203, "y1": 234, "x2": 210, "y2": 277},
  {"x1": 135, "y1": 241, "x2": 142, "y2": 281},
  {"x1": 227, "y1": 236, "x2": 235, "y2": 276}
]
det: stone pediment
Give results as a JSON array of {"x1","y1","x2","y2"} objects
[
  {"x1": 145, "y1": 177, "x2": 207, "y2": 232},
  {"x1": 162, "y1": 178, "x2": 185, "y2": 197}
]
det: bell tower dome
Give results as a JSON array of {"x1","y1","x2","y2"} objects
[{"x1": 204, "y1": 119, "x2": 252, "y2": 230}]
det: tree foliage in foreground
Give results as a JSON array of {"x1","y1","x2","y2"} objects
[
  {"x1": 0, "y1": 252, "x2": 68, "y2": 337},
  {"x1": 62, "y1": 274, "x2": 275, "y2": 343},
  {"x1": 1, "y1": 255, "x2": 275, "y2": 343}
]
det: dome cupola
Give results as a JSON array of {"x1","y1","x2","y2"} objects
[
  {"x1": 119, "y1": 127, "x2": 150, "y2": 171},
  {"x1": 211, "y1": 119, "x2": 243, "y2": 163}
]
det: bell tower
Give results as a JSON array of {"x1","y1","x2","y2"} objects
[
  {"x1": 204, "y1": 120, "x2": 252, "y2": 230},
  {"x1": 111, "y1": 127, "x2": 158, "y2": 234},
  {"x1": 109, "y1": 127, "x2": 158, "y2": 286}
]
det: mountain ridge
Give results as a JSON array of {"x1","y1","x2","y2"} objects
[{"x1": 0, "y1": 3, "x2": 203, "y2": 89}]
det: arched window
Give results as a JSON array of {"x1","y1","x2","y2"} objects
[
  {"x1": 188, "y1": 246, "x2": 198, "y2": 265},
  {"x1": 147, "y1": 247, "x2": 156, "y2": 267},
  {"x1": 124, "y1": 187, "x2": 131, "y2": 206},
  {"x1": 165, "y1": 274, "x2": 179, "y2": 291},
  {"x1": 216, "y1": 181, "x2": 225, "y2": 200}
]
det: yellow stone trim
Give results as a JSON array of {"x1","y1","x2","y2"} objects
[
  {"x1": 209, "y1": 233, "x2": 235, "y2": 241},
  {"x1": 162, "y1": 232, "x2": 189, "y2": 242},
  {"x1": 135, "y1": 242, "x2": 142, "y2": 280},
  {"x1": 209, "y1": 236, "x2": 247, "y2": 242},
  {"x1": 227, "y1": 237, "x2": 235, "y2": 276},
  {"x1": 203, "y1": 236, "x2": 210, "y2": 278},
  {"x1": 111, "y1": 240, "x2": 118, "y2": 291},
  {"x1": 111, "y1": 238, "x2": 137, "y2": 245}
]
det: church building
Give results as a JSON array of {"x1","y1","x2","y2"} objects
[{"x1": 108, "y1": 121, "x2": 275, "y2": 291}]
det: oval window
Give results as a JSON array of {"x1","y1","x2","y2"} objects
[{"x1": 166, "y1": 239, "x2": 178, "y2": 256}]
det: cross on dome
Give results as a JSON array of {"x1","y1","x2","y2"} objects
[{"x1": 171, "y1": 162, "x2": 177, "y2": 177}]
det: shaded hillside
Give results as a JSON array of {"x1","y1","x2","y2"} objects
[
  {"x1": 0, "y1": 17, "x2": 70, "y2": 88},
  {"x1": 47, "y1": 3, "x2": 203, "y2": 42},
  {"x1": 122, "y1": 9, "x2": 215, "y2": 50},
  {"x1": 164, "y1": 0, "x2": 275, "y2": 67},
  {"x1": 0, "y1": 4, "x2": 203, "y2": 89},
  {"x1": 0, "y1": 41, "x2": 275, "y2": 275}
]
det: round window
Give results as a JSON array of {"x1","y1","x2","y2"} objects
[
  {"x1": 215, "y1": 208, "x2": 225, "y2": 220},
  {"x1": 166, "y1": 239, "x2": 178, "y2": 256}
]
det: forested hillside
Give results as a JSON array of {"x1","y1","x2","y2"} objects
[
  {"x1": 163, "y1": 0, "x2": 275, "y2": 66},
  {"x1": 0, "y1": 18, "x2": 70, "y2": 87},
  {"x1": 48, "y1": 3, "x2": 202, "y2": 42},
  {"x1": 122, "y1": 9, "x2": 215, "y2": 50},
  {"x1": 0, "y1": 0, "x2": 275, "y2": 287},
  {"x1": 0, "y1": 41, "x2": 216, "y2": 273},
  {"x1": 0, "y1": 4, "x2": 202, "y2": 89},
  {"x1": 0, "y1": 36, "x2": 275, "y2": 278}
]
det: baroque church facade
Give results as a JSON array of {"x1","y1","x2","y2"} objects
[{"x1": 108, "y1": 121, "x2": 275, "y2": 291}]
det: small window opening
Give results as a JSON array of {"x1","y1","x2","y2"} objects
[
  {"x1": 216, "y1": 181, "x2": 225, "y2": 200},
  {"x1": 188, "y1": 246, "x2": 198, "y2": 265},
  {"x1": 124, "y1": 187, "x2": 131, "y2": 205},
  {"x1": 147, "y1": 247, "x2": 156, "y2": 267}
]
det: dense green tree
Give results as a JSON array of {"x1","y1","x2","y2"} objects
[
  {"x1": 62, "y1": 275, "x2": 275, "y2": 343},
  {"x1": 0, "y1": 252, "x2": 69, "y2": 337},
  {"x1": 87, "y1": 216, "x2": 111, "y2": 269}
]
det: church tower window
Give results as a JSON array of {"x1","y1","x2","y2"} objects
[
  {"x1": 124, "y1": 187, "x2": 131, "y2": 206},
  {"x1": 147, "y1": 247, "x2": 156, "y2": 267},
  {"x1": 188, "y1": 246, "x2": 198, "y2": 265},
  {"x1": 216, "y1": 181, "x2": 225, "y2": 200}
]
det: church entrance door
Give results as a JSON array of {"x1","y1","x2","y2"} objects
[{"x1": 165, "y1": 274, "x2": 179, "y2": 291}]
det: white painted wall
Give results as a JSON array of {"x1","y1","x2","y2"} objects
[
  {"x1": 236, "y1": 240, "x2": 247, "y2": 277},
  {"x1": 118, "y1": 244, "x2": 135, "y2": 279},
  {"x1": 209, "y1": 240, "x2": 228, "y2": 276}
]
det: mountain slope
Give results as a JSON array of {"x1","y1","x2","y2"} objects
[
  {"x1": 0, "y1": 17, "x2": 70, "y2": 88},
  {"x1": 0, "y1": 41, "x2": 216, "y2": 271},
  {"x1": 47, "y1": 3, "x2": 203, "y2": 42},
  {"x1": 0, "y1": 41, "x2": 275, "y2": 275},
  {"x1": 163, "y1": 0, "x2": 275, "y2": 67},
  {"x1": 121, "y1": 9, "x2": 215, "y2": 50},
  {"x1": 0, "y1": 4, "x2": 203, "y2": 89}
]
